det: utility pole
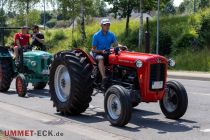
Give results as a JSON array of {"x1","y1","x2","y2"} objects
[
  {"x1": 43, "y1": 0, "x2": 46, "y2": 29},
  {"x1": 194, "y1": 0, "x2": 196, "y2": 13},
  {"x1": 156, "y1": 0, "x2": 160, "y2": 54},
  {"x1": 0, "y1": 0, "x2": 4, "y2": 46},
  {"x1": 138, "y1": 0, "x2": 143, "y2": 51}
]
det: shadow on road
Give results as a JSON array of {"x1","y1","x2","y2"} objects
[
  {"x1": 118, "y1": 108, "x2": 198, "y2": 133},
  {"x1": 0, "y1": 89, "x2": 50, "y2": 99},
  {"x1": 57, "y1": 107, "x2": 198, "y2": 134}
]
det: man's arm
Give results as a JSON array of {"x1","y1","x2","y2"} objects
[
  {"x1": 33, "y1": 34, "x2": 45, "y2": 44},
  {"x1": 92, "y1": 34, "x2": 104, "y2": 54},
  {"x1": 16, "y1": 39, "x2": 21, "y2": 47},
  {"x1": 91, "y1": 46, "x2": 104, "y2": 54},
  {"x1": 14, "y1": 34, "x2": 21, "y2": 48}
]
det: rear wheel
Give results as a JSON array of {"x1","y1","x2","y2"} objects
[
  {"x1": 104, "y1": 85, "x2": 132, "y2": 127},
  {"x1": 160, "y1": 80, "x2": 188, "y2": 119},
  {"x1": 49, "y1": 50, "x2": 94, "y2": 115},
  {"x1": 16, "y1": 74, "x2": 27, "y2": 97},
  {"x1": 33, "y1": 82, "x2": 47, "y2": 89},
  {"x1": 0, "y1": 59, "x2": 13, "y2": 92}
]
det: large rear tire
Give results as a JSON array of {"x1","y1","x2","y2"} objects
[
  {"x1": 49, "y1": 50, "x2": 94, "y2": 115},
  {"x1": 0, "y1": 59, "x2": 13, "y2": 92},
  {"x1": 104, "y1": 85, "x2": 132, "y2": 127},
  {"x1": 160, "y1": 80, "x2": 188, "y2": 119}
]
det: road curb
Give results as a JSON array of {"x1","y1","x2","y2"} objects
[{"x1": 168, "y1": 74, "x2": 210, "y2": 81}]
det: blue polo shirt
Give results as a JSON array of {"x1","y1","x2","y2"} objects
[{"x1": 92, "y1": 30, "x2": 117, "y2": 50}]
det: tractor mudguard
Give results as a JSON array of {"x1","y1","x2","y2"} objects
[
  {"x1": 74, "y1": 48, "x2": 96, "y2": 65},
  {"x1": 0, "y1": 46, "x2": 12, "y2": 58}
]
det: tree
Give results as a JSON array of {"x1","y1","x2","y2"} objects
[
  {"x1": 40, "y1": 11, "x2": 52, "y2": 25},
  {"x1": 163, "y1": 1, "x2": 176, "y2": 15},
  {"x1": 55, "y1": 0, "x2": 95, "y2": 43},
  {"x1": 105, "y1": 0, "x2": 139, "y2": 37},
  {"x1": 93, "y1": 0, "x2": 108, "y2": 17},
  {"x1": 28, "y1": 10, "x2": 41, "y2": 26},
  {"x1": 105, "y1": 0, "x2": 170, "y2": 37},
  {"x1": 199, "y1": 0, "x2": 210, "y2": 9},
  {"x1": 178, "y1": 2, "x2": 186, "y2": 14},
  {"x1": 8, "y1": 0, "x2": 40, "y2": 25}
]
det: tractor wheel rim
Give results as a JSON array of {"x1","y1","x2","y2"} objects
[
  {"x1": 107, "y1": 94, "x2": 122, "y2": 120},
  {"x1": 54, "y1": 65, "x2": 71, "y2": 102},
  {"x1": 163, "y1": 87, "x2": 178, "y2": 112},
  {"x1": 16, "y1": 77, "x2": 23, "y2": 94}
]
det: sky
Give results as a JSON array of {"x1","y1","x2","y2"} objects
[{"x1": 174, "y1": 0, "x2": 184, "y2": 7}]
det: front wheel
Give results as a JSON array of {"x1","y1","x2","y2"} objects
[
  {"x1": 16, "y1": 74, "x2": 27, "y2": 97},
  {"x1": 160, "y1": 80, "x2": 188, "y2": 119},
  {"x1": 104, "y1": 85, "x2": 132, "y2": 127}
]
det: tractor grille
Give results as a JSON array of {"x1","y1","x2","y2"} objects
[{"x1": 149, "y1": 63, "x2": 166, "y2": 90}]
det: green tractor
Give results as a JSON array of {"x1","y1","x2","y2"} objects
[{"x1": 0, "y1": 27, "x2": 52, "y2": 97}]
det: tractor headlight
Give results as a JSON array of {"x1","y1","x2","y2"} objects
[
  {"x1": 168, "y1": 58, "x2": 176, "y2": 67},
  {"x1": 136, "y1": 60, "x2": 143, "y2": 68},
  {"x1": 31, "y1": 61, "x2": 37, "y2": 67}
]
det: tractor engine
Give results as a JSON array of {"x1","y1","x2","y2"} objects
[
  {"x1": 23, "y1": 51, "x2": 52, "y2": 75},
  {"x1": 111, "y1": 66, "x2": 139, "y2": 89}
]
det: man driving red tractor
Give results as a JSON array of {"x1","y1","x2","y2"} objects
[{"x1": 91, "y1": 19, "x2": 126, "y2": 88}]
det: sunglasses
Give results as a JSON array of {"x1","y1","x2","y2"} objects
[{"x1": 103, "y1": 23, "x2": 110, "y2": 26}]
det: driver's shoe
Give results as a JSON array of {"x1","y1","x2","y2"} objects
[{"x1": 101, "y1": 77, "x2": 109, "y2": 91}]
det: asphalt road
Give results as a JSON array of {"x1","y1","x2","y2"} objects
[{"x1": 0, "y1": 78, "x2": 210, "y2": 140}]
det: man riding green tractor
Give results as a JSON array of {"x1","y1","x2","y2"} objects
[{"x1": 0, "y1": 26, "x2": 52, "y2": 97}]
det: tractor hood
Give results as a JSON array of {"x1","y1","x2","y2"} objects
[
  {"x1": 23, "y1": 50, "x2": 52, "y2": 75},
  {"x1": 109, "y1": 51, "x2": 168, "y2": 68},
  {"x1": 24, "y1": 50, "x2": 52, "y2": 58}
]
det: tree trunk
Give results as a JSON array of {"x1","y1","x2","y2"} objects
[
  {"x1": 138, "y1": 0, "x2": 144, "y2": 51},
  {"x1": 72, "y1": 0, "x2": 75, "y2": 47},
  {"x1": 125, "y1": 0, "x2": 131, "y2": 37},
  {"x1": 26, "y1": 0, "x2": 30, "y2": 26},
  {"x1": 125, "y1": 9, "x2": 130, "y2": 37},
  {"x1": 80, "y1": 0, "x2": 86, "y2": 42}
]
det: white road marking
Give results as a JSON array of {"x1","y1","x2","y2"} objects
[
  {"x1": 200, "y1": 129, "x2": 210, "y2": 132},
  {"x1": 191, "y1": 92, "x2": 210, "y2": 96}
]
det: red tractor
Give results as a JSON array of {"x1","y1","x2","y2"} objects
[{"x1": 49, "y1": 48, "x2": 188, "y2": 126}]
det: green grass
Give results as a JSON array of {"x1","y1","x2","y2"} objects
[{"x1": 174, "y1": 48, "x2": 210, "y2": 71}]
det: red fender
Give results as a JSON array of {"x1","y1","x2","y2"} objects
[{"x1": 74, "y1": 48, "x2": 96, "y2": 65}]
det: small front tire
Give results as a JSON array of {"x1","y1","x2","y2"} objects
[
  {"x1": 16, "y1": 74, "x2": 27, "y2": 97},
  {"x1": 160, "y1": 80, "x2": 188, "y2": 119},
  {"x1": 104, "y1": 85, "x2": 132, "y2": 127}
]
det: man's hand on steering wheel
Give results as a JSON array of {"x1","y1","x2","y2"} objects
[{"x1": 118, "y1": 44, "x2": 128, "y2": 51}]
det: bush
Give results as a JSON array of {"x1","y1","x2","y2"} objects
[
  {"x1": 173, "y1": 33, "x2": 198, "y2": 53},
  {"x1": 53, "y1": 30, "x2": 66, "y2": 41},
  {"x1": 46, "y1": 19, "x2": 57, "y2": 28},
  {"x1": 198, "y1": 13, "x2": 210, "y2": 46},
  {"x1": 154, "y1": 31, "x2": 172, "y2": 56}
]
